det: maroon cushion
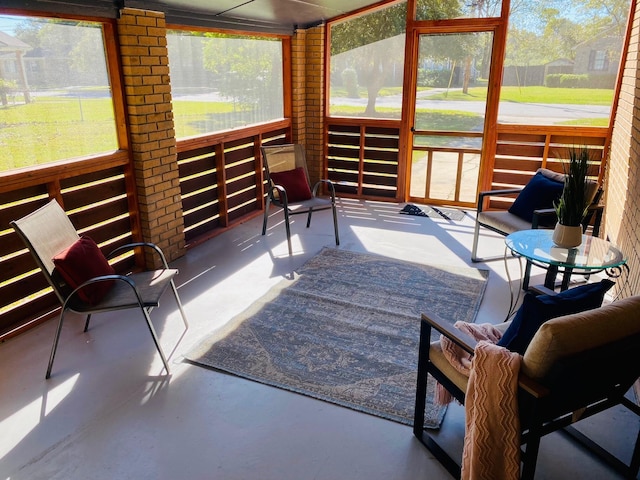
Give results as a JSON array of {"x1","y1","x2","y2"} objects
[
  {"x1": 53, "y1": 236, "x2": 116, "y2": 305},
  {"x1": 270, "y1": 167, "x2": 313, "y2": 202}
]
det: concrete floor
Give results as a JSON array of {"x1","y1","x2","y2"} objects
[{"x1": 0, "y1": 198, "x2": 638, "y2": 479}]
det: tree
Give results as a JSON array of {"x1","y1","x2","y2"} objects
[
  {"x1": 202, "y1": 33, "x2": 282, "y2": 116},
  {"x1": 330, "y1": 1, "x2": 462, "y2": 116}
]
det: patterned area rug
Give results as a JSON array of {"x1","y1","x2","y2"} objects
[{"x1": 186, "y1": 248, "x2": 489, "y2": 428}]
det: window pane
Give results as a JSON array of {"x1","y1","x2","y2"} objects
[
  {"x1": 500, "y1": 0, "x2": 631, "y2": 126},
  {"x1": 329, "y1": 2, "x2": 406, "y2": 119},
  {"x1": 415, "y1": 0, "x2": 502, "y2": 20},
  {"x1": 167, "y1": 31, "x2": 284, "y2": 138},
  {"x1": 0, "y1": 15, "x2": 117, "y2": 171}
]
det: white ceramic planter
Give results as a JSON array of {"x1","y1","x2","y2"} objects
[{"x1": 552, "y1": 223, "x2": 582, "y2": 248}]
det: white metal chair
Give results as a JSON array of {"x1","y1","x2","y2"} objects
[
  {"x1": 11, "y1": 199, "x2": 189, "y2": 379},
  {"x1": 261, "y1": 144, "x2": 339, "y2": 255}
]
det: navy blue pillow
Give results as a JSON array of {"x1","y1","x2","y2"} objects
[
  {"x1": 497, "y1": 279, "x2": 615, "y2": 354},
  {"x1": 508, "y1": 171, "x2": 565, "y2": 223}
]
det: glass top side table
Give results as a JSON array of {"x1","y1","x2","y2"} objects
[{"x1": 504, "y1": 229, "x2": 628, "y2": 319}]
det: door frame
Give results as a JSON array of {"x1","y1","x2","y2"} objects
[{"x1": 399, "y1": 4, "x2": 510, "y2": 205}]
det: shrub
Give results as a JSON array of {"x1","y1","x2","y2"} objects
[{"x1": 341, "y1": 68, "x2": 359, "y2": 98}]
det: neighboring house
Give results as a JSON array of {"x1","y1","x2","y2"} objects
[
  {"x1": 0, "y1": 30, "x2": 31, "y2": 103},
  {"x1": 573, "y1": 26, "x2": 622, "y2": 77}
]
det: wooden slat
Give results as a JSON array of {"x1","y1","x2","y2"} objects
[
  {"x1": 226, "y1": 161, "x2": 256, "y2": 181},
  {"x1": 67, "y1": 198, "x2": 129, "y2": 231},
  {"x1": 327, "y1": 158, "x2": 359, "y2": 171},
  {"x1": 362, "y1": 187, "x2": 396, "y2": 197},
  {"x1": 493, "y1": 157, "x2": 541, "y2": 172},
  {"x1": 363, "y1": 174, "x2": 397, "y2": 187},
  {"x1": 0, "y1": 295, "x2": 58, "y2": 337},
  {"x1": 178, "y1": 154, "x2": 216, "y2": 178},
  {"x1": 363, "y1": 161, "x2": 399, "y2": 175},
  {"x1": 0, "y1": 271, "x2": 50, "y2": 309},
  {"x1": 182, "y1": 188, "x2": 219, "y2": 212},
  {"x1": 0, "y1": 185, "x2": 48, "y2": 207},
  {"x1": 364, "y1": 149, "x2": 399, "y2": 162},
  {"x1": 495, "y1": 143, "x2": 546, "y2": 157},
  {"x1": 328, "y1": 133, "x2": 361, "y2": 146},
  {"x1": 328, "y1": 146, "x2": 360, "y2": 158}
]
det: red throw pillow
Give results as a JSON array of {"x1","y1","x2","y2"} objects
[
  {"x1": 269, "y1": 167, "x2": 313, "y2": 202},
  {"x1": 53, "y1": 236, "x2": 116, "y2": 305}
]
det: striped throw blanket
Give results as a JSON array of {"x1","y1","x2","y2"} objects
[{"x1": 461, "y1": 341, "x2": 521, "y2": 480}]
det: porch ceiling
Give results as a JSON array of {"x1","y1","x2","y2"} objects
[{"x1": 125, "y1": 0, "x2": 390, "y2": 33}]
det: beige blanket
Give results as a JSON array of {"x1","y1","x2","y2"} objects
[
  {"x1": 461, "y1": 341, "x2": 521, "y2": 480},
  {"x1": 435, "y1": 322, "x2": 503, "y2": 405}
]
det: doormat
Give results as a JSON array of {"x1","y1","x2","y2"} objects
[{"x1": 400, "y1": 203, "x2": 466, "y2": 221}]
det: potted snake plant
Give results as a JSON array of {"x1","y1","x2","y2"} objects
[{"x1": 552, "y1": 146, "x2": 591, "y2": 248}]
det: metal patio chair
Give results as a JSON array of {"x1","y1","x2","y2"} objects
[
  {"x1": 261, "y1": 143, "x2": 339, "y2": 255},
  {"x1": 11, "y1": 199, "x2": 189, "y2": 379}
]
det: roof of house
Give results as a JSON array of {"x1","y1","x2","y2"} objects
[{"x1": 0, "y1": 30, "x2": 31, "y2": 52}]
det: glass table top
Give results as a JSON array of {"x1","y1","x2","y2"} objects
[{"x1": 505, "y1": 229, "x2": 627, "y2": 271}]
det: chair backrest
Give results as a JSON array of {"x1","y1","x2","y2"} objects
[
  {"x1": 261, "y1": 144, "x2": 310, "y2": 183},
  {"x1": 11, "y1": 200, "x2": 79, "y2": 302},
  {"x1": 522, "y1": 296, "x2": 640, "y2": 399},
  {"x1": 537, "y1": 167, "x2": 600, "y2": 206}
]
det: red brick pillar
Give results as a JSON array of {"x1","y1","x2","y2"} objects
[
  {"x1": 291, "y1": 26, "x2": 325, "y2": 184},
  {"x1": 117, "y1": 8, "x2": 185, "y2": 265}
]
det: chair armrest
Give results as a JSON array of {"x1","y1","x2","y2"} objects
[
  {"x1": 108, "y1": 242, "x2": 170, "y2": 269},
  {"x1": 518, "y1": 373, "x2": 550, "y2": 398},
  {"x1": 531, "y1": 207, "x2": 557, "y2": 229},
  {"x1": 477, "y1": 188, "x2": 523, "y2": 213},
  {"x1": 313, "y1": 179, "x2": 336, "y2": 199},
  {"x1": 421, "y1": 313, "x2": 477, "y2": 355}
]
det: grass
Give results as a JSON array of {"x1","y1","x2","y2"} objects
[
  {"x1": 426, "y1": 86, "x2": 614, "y2": 105},
  {"x1": 0, "y1": 97, "x2": 118, "y2": 169},
  {"x1": 1, "y1": 85, "x2": 613, "y2": 170}
]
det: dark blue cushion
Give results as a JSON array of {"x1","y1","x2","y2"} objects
[
  {"x1": 497, "y1": 279, "x2": 615, "y2": 354},
  {"x1": 508, "y1": 171, "x2": 565, "y2": 223}
]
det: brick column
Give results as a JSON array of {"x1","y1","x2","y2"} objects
[
  {"x1": 291, "y1": 26, "x2": 325, "y2": 184},
  {"x1": 605, "y1": 6, "x2": 640, "y2": 298},
  {"x1": 117, "y1": 8, "x2": 185, "y2": 266}
]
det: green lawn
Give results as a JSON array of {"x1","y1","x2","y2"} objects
[
  {"x1": 426, "y1": 86, "x2": 614, "y2": 105},
  {"x1": 0, "y1": 97, "x2": 243, "y2": 168},
  {"x1": 1, "y1": 85, "x2": 613, "y2": 170},
  {"x1": 0, "y1": 97, "x2": 118, "y2": 169}
]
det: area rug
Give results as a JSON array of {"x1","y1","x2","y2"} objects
[{"x1": 186, "y1": 248, "x2": 489, "y2": 428}]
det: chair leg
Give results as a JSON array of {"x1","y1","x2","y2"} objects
[
  {"x1": 306, "y1": 208, "x2": 313, "y2": 228},
  {"x1": 471, "y1": 219, "x2": 482, "y2": 262},
  {"x1": 83, "y1": 314, "x2": 92, "y2": 332},
  {"x1": 284, "y1": 209, "x2": 292, "y2": 255},
  {"x1": 262, "y1": 197, "x2": 271, "y2": 235},
  {"x1": 332, "y1": 203, "x2": 340, "y2": 246},
  {"x1": 521, "y1": 420, "x2": 542, "y2": 480},
  {"x1": 46, "y1": 309, "x2": 68, "y2": 379},
  {"x1": 413, "y1": 320, "x2": 431, "y2": 437},
  {"x1": 141, "y1": 307, "x2": 171, "y2": 374},
  {"x1": 170, "y1": 279, "x2": 189, "y2": 328}
]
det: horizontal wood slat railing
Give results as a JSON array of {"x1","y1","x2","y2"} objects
[
  {"x1": 325, "y1": 118, "x2": 402, "y2": 201},
  {"x1": 0, "y1": 151, "x2": 138, "y2": 339},
  {"x1": 487, "y1": 124, "x2": 608, "y2": 211},
  {"x1": 0, "y1": 118, "x2": 609, "y2": 340},
  {"x1": 176, "y1": 119, "x2": 291, "y2": 246}
]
